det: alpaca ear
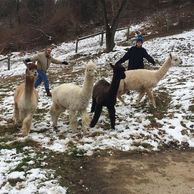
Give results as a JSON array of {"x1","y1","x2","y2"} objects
[
  {"x1": 169, "y1": 53, "x2": 172, "y2": 59},
  {"x1": 110, "y1": 63, "x2": 114, "y2": 69},
  {"x1": 26, "y1": 68, "x2": 30, "y2": 75},
  {"x1": 26, "y1": 62, "x2": 37, "y2": 70}
]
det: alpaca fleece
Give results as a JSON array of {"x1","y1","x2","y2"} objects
[
  {"x1": 118, "y1": 53, "x2": 182, "y2": 108},
  {"x1": 14, "y1": 63, "x2": 38, "y2": 136},
  {"x1": 50, "y1": 61, "x2": 97, "y2": 130},
  {"x1": 90, "y1": 64, "x2": 126, "y2": 129}
]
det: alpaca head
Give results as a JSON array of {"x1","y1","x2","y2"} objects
[
  {"x1": 169, "y1": 53, "x2": 182, "y2": 66},
  {"x1": 110, "y1": 63, "x2": 126, "y2": 80},
  {"x1": 25, "y1": 62, "x2": 37, "y2": 79},
  {"x1": 85, "y1": 61, "x2": 97, "y2": 77}
]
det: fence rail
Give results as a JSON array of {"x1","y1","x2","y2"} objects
[
  {"x1": 0, "y1": 54, "x2": 12, "y2": 70},
  {"x1": 75, "y1": 26, "x2": 130, "y2": 53}
]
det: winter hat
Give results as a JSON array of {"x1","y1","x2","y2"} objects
[{"x1": 136, "y1": 35, "x2": 144, "y2": 43}]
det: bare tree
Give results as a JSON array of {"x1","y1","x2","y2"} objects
[
  {"x1": 100, "y1": 0, "x2": 127, "y2": 52},
  {"x1": 16, "y1": 0, "x2": 21, "y2": 24}
]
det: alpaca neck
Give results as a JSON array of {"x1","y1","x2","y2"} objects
[
  {"x1": 24, "y1": 76, "x2": 35, "y2": 99},
  {"x1": 81, "y1": 75, "x2": 94, "y2": 98},
  {"x1": 109, "y1": 76, "x2": 121, "y2": 100},
  {"x1": 156, "y1": 57, "x2": 172, "y2": 81}
]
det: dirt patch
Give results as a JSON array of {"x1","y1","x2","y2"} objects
[{"x1": 43, "y1": 149, "x2": 194, "y2": 194}]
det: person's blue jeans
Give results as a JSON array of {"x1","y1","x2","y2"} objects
[{"x1": 35, "y1": 69, "x2": 49, "y2": 91}]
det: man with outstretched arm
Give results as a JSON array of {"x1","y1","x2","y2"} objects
[{"x1": 24, "y1": 47, "x2": 68, "y2": 96}]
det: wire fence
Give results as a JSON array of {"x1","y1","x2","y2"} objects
[{"x1": 75, "y1": 26, "x2": 131, "y2": 53}]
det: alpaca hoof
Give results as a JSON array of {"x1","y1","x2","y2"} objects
[
  {"x1": 53, "y1": 126, "x2": 58, "y2": 130},
  {"x1": 90, "y1": 123, "x2": 95, "y2": 128},
  {"x1": 152, "y1": 104, "x2": 157, "y2": 109},
  {"x1": 70, "y1": 124, "x2": 78, "y2": 132},
  {"x1": 17, "y1": 132, "x2": 25, "y2": 138},
  {"x1": 15, "y1": 123, "x2": 20, "y2": 130},
  {"x1": 14, "y1": 120, "x2": 22, "y2": 128},
  {"x1": 82, "y1": 125, "x2": 89, "y2": 131},
  {"x1": 21, "y1": 130, "x2": 29, "y2": 136}
]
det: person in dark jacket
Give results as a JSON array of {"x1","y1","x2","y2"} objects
[{"x1": 116, "y1": 36, "x2": 155, "y2": 70}]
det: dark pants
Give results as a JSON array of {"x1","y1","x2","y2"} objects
[{"x1": 35, "y1": 69, "x2": 49, "y2": 91}]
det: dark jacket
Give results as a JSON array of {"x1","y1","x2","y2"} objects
[{"x1": 116, "y1": 46, "x2": 155, "y2": 70}]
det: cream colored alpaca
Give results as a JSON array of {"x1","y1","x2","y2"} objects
[
  {"x1": 14, "y1": 63, "x2": 38, "y2": 136},
  {"x1": 50, "y1": 61, "x2": 97, "y2": 131},
  {"x1": 117, "y1": 53, "x2": 182, "y2": 108}
]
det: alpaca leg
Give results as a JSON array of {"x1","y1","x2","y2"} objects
[
  {"x1": 136, "y1": 90, "x2": 145, "y2": 104},
  {"x1": 90, "y1": 105, "x2": 102, "y2": 128},
  {"x1": 50, "y1": 103, "x2": 62, "y2": 129},
  {"x1": 81, "y1": 110, "x2": 90, "y2": 130},
  {"x1": 91, "y1": 97, "x2": 96, "y2": 113},
  {"x1": 108, "y1": 106, "x2": 116, "y2": 129},
  {"x1": 19, "y1": 110, "x2": 26, "y2": 128},
  {"x1": 117, "y1": 89, "x2": 127, "y2": 105},
  {"x1": 117, "y1": 95, "x2": 126, "y2": 105},
  {"x1": 69, "y1": 110, "x2": 78, "y2": 131},
  {"x1": 22, "y1": 114, "x2": 32, "y2": 136},
  {"x1": 146, "y1": 89, "x2": 156, "y2": 108},
  {"x1": 14, "y1": 103, "x2": 20, "y2": 126}
]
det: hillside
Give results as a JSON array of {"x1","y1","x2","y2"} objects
[
  {"x1": 0, "y1": 23, "x2": 194, "y2": 193},
  {"x1": 0, "y1": 0, "x2": 194, "y2": 53}
]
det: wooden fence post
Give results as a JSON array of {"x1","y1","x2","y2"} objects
[
  {"x1": 75, "y1": 39, "x2": 79, "y2": 53},
  {"x1": 100, "y1": 31, "x2": 104, "y2": 46},
  {"x1": 7, "y1": 54, "x2": 11, "y2": 70},
  {"x1": 126, "y1": 27, "x2": 130, "y2": 41}
]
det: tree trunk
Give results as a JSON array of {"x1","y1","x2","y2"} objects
[
  {"x1": 100, "y1": 0, "x2": 127, "y2": 52},
  {"x1": 16, "y1": 0, "x2": 21, "y2": 24},
  {"x1": 106, "y1": 26, "x2": 116, "y2": 52}
]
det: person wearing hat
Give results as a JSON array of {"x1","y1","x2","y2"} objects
[
  {"x1": 24, "y1": 47, "x2": 68, "y2": 97},
  {"x1": 116, "y1": 36, "x2": 155, "y2": 70}
]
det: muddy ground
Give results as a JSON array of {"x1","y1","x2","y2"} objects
[{"x1": 44, "y1": 149, "x2": 194, "y2": 194}]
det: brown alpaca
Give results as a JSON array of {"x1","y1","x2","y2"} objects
[
  {"x1": 14, "y1": 62, "x2": 38, "y2": 136},
  {"x1": 90, "y1": 64, "x2": 126, "y2": 129}
]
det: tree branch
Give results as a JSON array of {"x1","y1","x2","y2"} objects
[
  {"x1": 100, "y1": 0, "x2": 110, "y2": 30},
  {"x1": 111, "y1": 0, "x2": 127, "y2": 31}
]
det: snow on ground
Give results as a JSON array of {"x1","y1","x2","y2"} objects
[
  {"x1": 0, "y1": 148, "x2": 67, "y2": 194},
  {"x1": 0, "y1": 26, "x2": 194, "y2": 193}
]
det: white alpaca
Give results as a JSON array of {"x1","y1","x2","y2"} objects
[
  {"x1": 14, "y1": 63, "x2": 38, "y2": 136},
  {"x1": 117, "y1": 53, "x2": 182, "y2": 108},
  {"x1": 50, "y1": 61, "x2": 97, "y2": 130}
]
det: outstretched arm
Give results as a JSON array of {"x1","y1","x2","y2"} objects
[
  {"x1": 50, "y1": 57, "x2": 63, "y2": 64},
  {"x1": 51, "y1": 57, "x2": 68, "y2": 65},
  {"x1": 143, "y1": 49, "x2": 155, "y2": 65},
  {"x1": 115, "y1": 49, "x2": 131, "y2": 65},
  {"x1": 30, "y1": 54, "x2": 39, "y2": 63}
]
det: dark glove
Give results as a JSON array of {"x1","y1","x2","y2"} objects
[
  {"x1": 24, "y1": 58, "x2": 31, "y2": 64},
  {"x1": 62, "y1": 61, "x2": 68, "y2": 65}
]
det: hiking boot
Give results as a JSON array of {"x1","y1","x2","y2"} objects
[{"x1": 46, "y1": 89, "x2": 52, "y2": 97}]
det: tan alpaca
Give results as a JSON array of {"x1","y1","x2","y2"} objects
[
  {"x1": 14, "y1": 63, "x2": 38, "y2": 136},
  {"x1": 117, "y1": 53, "x2": 182, "y2": 108}
]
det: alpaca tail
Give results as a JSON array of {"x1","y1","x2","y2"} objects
[{"x1": 91, "y1": 97, "x2": 96, "y2": 113}]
